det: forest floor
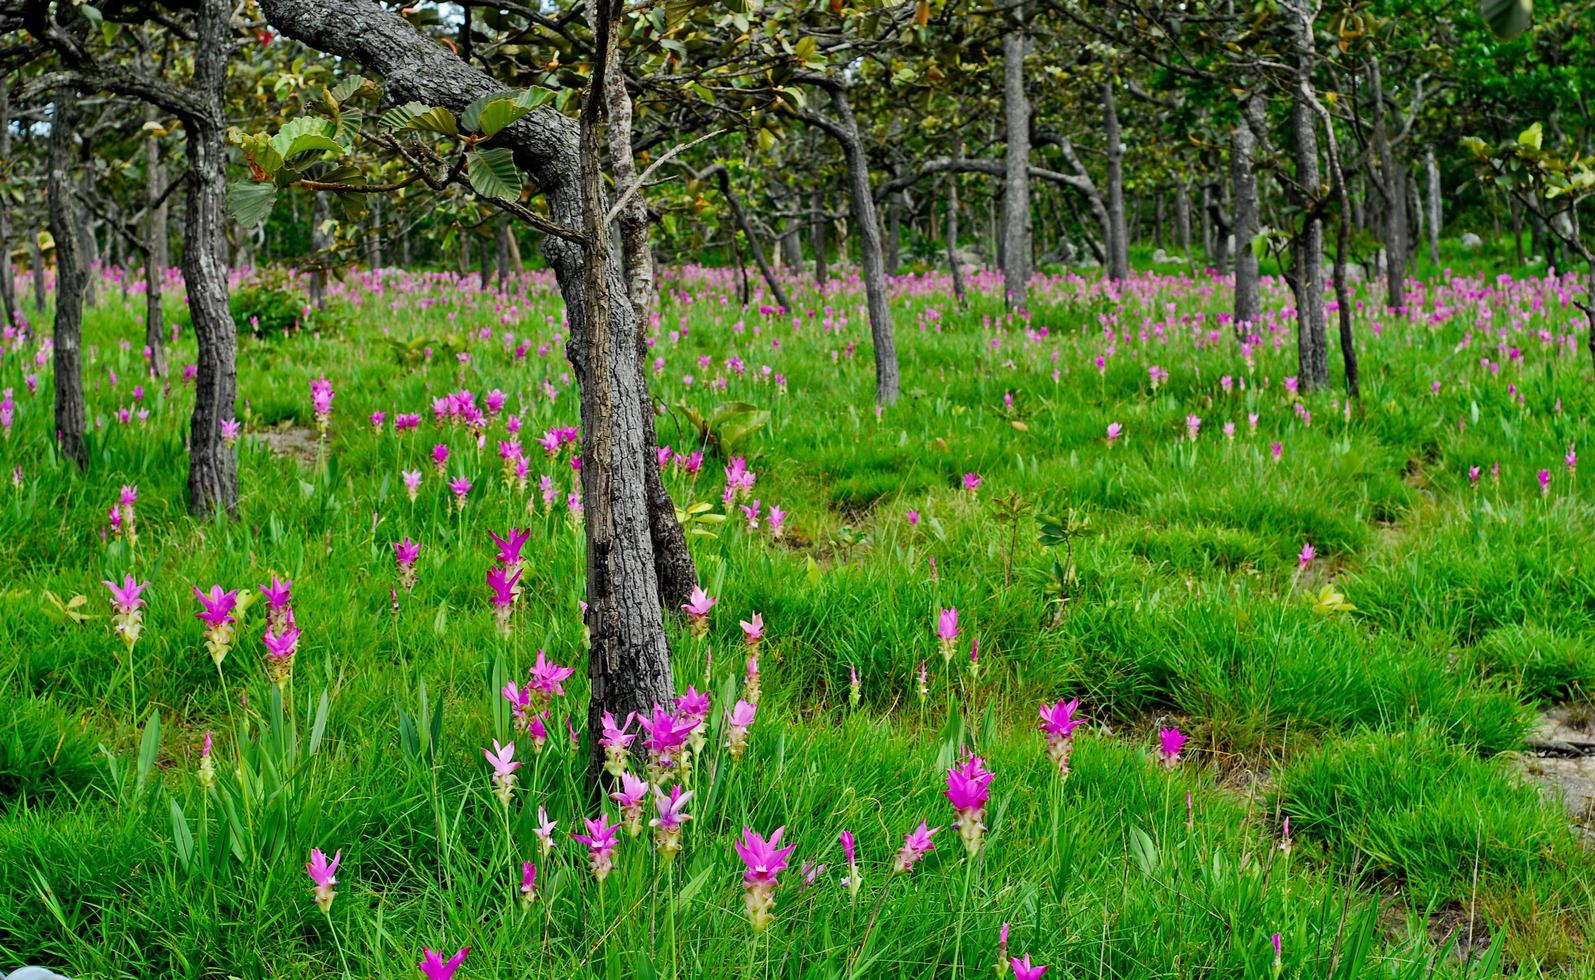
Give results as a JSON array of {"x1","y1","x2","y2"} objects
[{"x1": 0, "y1": 253, "x2": 1592, "y2": 978}]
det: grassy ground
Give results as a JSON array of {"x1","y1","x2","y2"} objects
[{"x1": 0, "y1": 250, "x2": 1591, "y2": 978}]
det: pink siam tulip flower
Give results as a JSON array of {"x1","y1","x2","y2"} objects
[
  {"x1": 103, "y1": 574, "x2": 151, "y2": 649},
  {"x1": 1222, "y1": 421, "x2": 1236, "y2": 440},
  {"x1": 527, "y1": 710, "x2": 551, "y2": 752},
  {"x1": 767, "y1": 504, "x2": 786, "y2": 540},
  {"x1": 1185, "y1": 415, "x2": 1202, "y2": 441},
  {"x1": 370, "y1": 410, "x2": 386, "y2": 431},
  {"x1": 262, "y1": 625, "x2": 301, "y2": 686},
  {"x1": 1279, "y1": 816, "x2": 1293, "y2": 854},
  {"x1": 907, "y1": 509, "x2": 921, "y2": 527},
  {"x1": 431, "y1": 444, "x2": 450, "y2": 474},
  {"x1": 839, "y1": 830, "x2": 861, "y2": 896},
  {"x1": 1157, "y1": 727, "x2": 1188, "y2": 768},
  {"x1": 483, "y1": 739, "x2": 521, "y2": 805},
  {"x1": 740, "y1": 500, "x2": 761, "y2": 530},
  {"x1": 258, "y1": 573, "x2": 295, "y2": 633},
  {"x1": 681, "y1": 585, "x2": 716, "y2": 636},
  {"x1": 849, "y1": 663, "x2": 862, "y2": 709},
  {"x1": 1010, "y1": 955, "x2": 1048, "y2": 980},
  {"x1": 599, "y1": 711, "x2": 637, "y2": 777},
  {"x1": 1468, "y1": 465, "x2": 1481, "y2": 487},
  {"x1": 937, "y1": 607, "x2": 960, "y2": 661},
  {"x1": 962, "y1": 472, "x2": 983, "y2": 493},
  {"x1": 486, "y1": 565, "x2": 522, "y2": 633},
  {"x1": 528, "y1": 649, "x2": 575, "y2": 699},
  {"x1": 502, "y1": 680, "x2": 533, "y2": 730},
  {"x1": 1297, "y1": 543, "x2": 1315, "y2": 568},
  {"x1": 638, "y1": 703, "x2": 699, "y2": 783},
  {"x1": 946, "y1": 754, "x2": 995, "y2": 855},
  {"x1": 1538, "y1": 468, "x2": 1551, "y2": 495},
  {"x1": 1567, "y1": 444, "x2": 1578, "y2": 475},
  {"x1": 111, "y1": 484, "x2": 138, "y2": 545},
  {"x1": 193, "y1": 584, "x2": 240, "y2": 666},
  {"x1": 402, "y1": 469, "x2": 422, "y2": 502},
  {"x1": 488, "y1": 528, "x2": 531, "y2": 579},
  {"x1": 674, "y1": 686, "x2": 712, "y2": 726},
  {"x1": 448, "y1": 475, "x2": 472, "y2": 509},
  {"x1": 734, "y1": 827, "x2": 796, "y2": 931},
  {"x1": 310, "y1": 378, "x2": 334, "y2": 433},
  {"x1": 572, "y1": 815, "x2": 621, "y2": 881},
  {"x1": 1106, "y1": 422, "x2": 1123, "y2": 446},
  {"x1": 1247, "y1": 412, "x2": 1260, "y2": 431},
  {"x1": 417, "y1": 946, "x2": 469, "y2": 980},
  {"x1": 306, "y1": 847, "x2": 341, "y2": 913},
  {"x1": 917, "y1": 660, "x2": 929, "y2": 702},
  {"x1": 997, "y1": 922, "x2": 1011, "y2": 974},
  {"x1": 725, "y1": 699, "x2": 757, "y2": 759},
  {"x1": 519, "y1": 861, "x2": 538, "y2": 907},
  {"x1": 800, "y1": 859, "x2": 826, "y2": 888},
  {"x1": 533, "y1": 806, "x2": 557, "y2": 857},
  {"x1": 739, "y1": 612, "x2": 764, "y2": 652},
  {"x1": 1269, "y1": 441, "x2": 1284, "y2": 463},
  {"x1": 1271, "y1": 933, "x2": 1282, "y2": 974},
  {"x1": 395, "y1": 537, "x2": 421, "y2": 590},
  {"x1": 611, "y1": 772, "x2": 650, "y2": 835},
  {"x1": 893, "y1": 820, "x2": 939, "y2": 873},
  {"x1": 1038, "y1": 698, "x2": 1084, "y2": 779},
  {"x1": 650, "y1": 784, "x2": 693, "y2": 859}
]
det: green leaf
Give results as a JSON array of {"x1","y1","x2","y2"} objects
[
  {"x1": 467, "y1": 147, "x2": 523, "y2": 200},
  {"x1": 170, "y1": 799, "x2": 194, "y2": 872},
  {"x1": 136, "y1": 710, "x2": 161, "y2": 798},
  {"x1": 268, "y1": 117, "x2": 346, "y2": 164},
  {"x1": 463, "y1": 90, "x2": 546, "y2": 136},
  {"x1": 401, "y1": 106, "x2": 460, "y2": 138},
  {"x1": 1128, "y1": 826, "x2": 1160, "y2": 874},
  {"x1": 378, "y1": 101, "x2": 431, "y2": 132},
  {"x1": 1517, "y1": 122, "x2": 1544, "y2": 151},
  {"x1": 1479, "y1": 0, "x2": 1532, "y2": 39},
  {"x1": 228, "y1": 182, "x2": 279, "y2": 229},
  {"x1": 329, "y1": 74, "x2": 370, "y2": 104}
]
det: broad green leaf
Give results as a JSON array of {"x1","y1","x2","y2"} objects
[
  {"x1": 401, "y1": 106, "x2": 460, "y2": 138},
  {"x1": 268, "y1": 117, "x2": 345, "y2": 164},
  {"x1": 170, "y1": 799, "x2": 194, "y2": 871},
  {"x1": 330, "y1": 74, "x2": 370, "y2": 104},
  {"x1": 136, "y1": 710, "x2": 162, "y2": 797},
  {"x1": 378, "y1": 101, "x2": 430, "y2": 131},
  {"x1": 1517, "y1": 122, "x2": 1543, "y2": 151},
  {"x1": 467, "y1": 147, "x2": 523, "y2": 200},
  {"x1": 229, "y1": 181, "x2": 278, "y2": 229},
  {"x1": 1128, "y1": 826, "x2": 1160, "y2": 874}
]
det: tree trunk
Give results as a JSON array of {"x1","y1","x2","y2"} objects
[
  {"x1": 184, "y1": 0, "x2": 241, "y2": 516},
  {"x1": 1199, "y1": 183, "x2": 1213, "y2": 262},
  {"x1": 29, "y1": 232, "x2": 46, "y2": 315},
  {"x1": 495, "y1": 217, "x2": 510, "y2": 290},
  {"x1": 48, "y1": 84, "x2": 88, "y2": 471},
  {"x1": 603, "y1": 59, "x2": 654, "y2": 324},
  {"x1": 1001, "y1": 12, "x2": 1031, "y2": 307},
  {"x1": 0, "y1": 75, "x2": 17, "y2": 330},
  {"x1": 779, "y1": 222, "x2": 802, "y2": 268},
  {"x1": 1232, "y1": 92, "x2": 1263, "y2": 336},
  {"x1": 830, "y1": 88, "x2": 900, "y2": 404},
  {"x1": 884, "y1": 193, "x2": 901, "y2": 276},
  {"x1": 1511, "y1": 197, "x2": 1524, "y2": 264},
  {"x1": 946, "y1": 171, "x2": 967, "y2": 307},
  {"x1": 1287, "y1": 4, "x2": 1329, "y2": 391},
  {"x1": 369, "y1": 198, "x2": 385, "y2": 269},
  {"x1": 144, "y1": 104, "x2": 170, "y2": 378},
  {"x1": 1175, "y1": 179, "x2": 1192, "y2": 257},
  {"x1": 713, "y1": 168, "x2": 790, "y2": 312},
  {"x1": 1103, "y1": 80, "x2": 1129, "y2": 281},
  {"x1": 260, "y1": 0, "x2": 687, "y2": 759},
  {"x1": 1369, "y1": 58, "x2": 1406, "y2": 310},
  {"x1": 811, "y1": 188, "x2": 828, "y2": 290}
]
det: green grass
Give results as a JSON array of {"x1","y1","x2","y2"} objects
[{"x1": 0, "y1": 254, "x2": 1591, "y2": 977}]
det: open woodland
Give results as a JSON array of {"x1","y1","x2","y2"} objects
[{"x1": 1, "y1": 0, "x2": 1594, "y2": 976}]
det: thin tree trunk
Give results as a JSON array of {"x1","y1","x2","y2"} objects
[
  {"x1": 1369, "y1": 58, "x2": 1407, "y2": 309},
  {"x1": 0, "y1": 75, "x2": 17, "y2": 330},
  {"x1": 1103, "y1": 80, "x2": 1129, "y2": 280},
  {"x1": 1511, "y1": 197, "x2": 1524, "y2": 264},
  {"x1": 884, "y1": 193, "x2": 901, "y2": 276},
  {"x1": 184, "y1": 0, "x2": 240, "y2": 515},
  {"x1": 712, "y1": 168, "x2": 789, "y2": 312},
  {"x1": 812, "y1": 188, "x2": 828, "y2": 290},
  {"x1": 779, "y1": 222, "x2": 802, "y2": 268},
  {"x1": 29, "y1": 233, "x2": 46, "y2": 314},
  {"x1": 1232, "y1": 92, "x2": 1264, "y2": 336},
  {"x1": 143, "y1": 104, "x2": 169, "y2": 377},
  {"x1": 1176, "y1": 180, "x2": 1192, "y2": 257},
  {"x1": 946, "y1": 171, "x2": 967, "y2": 306},
  {"x1": 309, "y1": 191, "x2": 330, "y2": 308},
  {"x1": 1200, "y1": 183, "x2": 1213, "y2": 262},
  {"x1": 495, "y1": 217, "x2": 510, "y2": 290},
  {"x1": 1287, "y1": 0, "x2": 1329, "y2": 390},
  {"x1": 1002, "y1": 9, "x2": 1030, "y2": 307},
  {"x1": 49, "y1": 84, "x2": 88, "y2": 470},
  {"x1": 604, "y1": 59, "x2": 654, "y2": 323},
  {"x1": 830, "y1": 87, "x2": 899, "y2": 403}
]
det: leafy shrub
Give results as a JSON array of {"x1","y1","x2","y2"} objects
[{"x1": 231, "y1": 284, "x2": 305, "y2": 338}]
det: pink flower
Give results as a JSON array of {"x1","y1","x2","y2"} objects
[
  {"x1": 572, "y1": 815, "x2": 621, "y2": 880},
  {"x1": 650, "y1": 784, "x2": 693, "y2": 858},
  {"x1": 519, "y1": 862, "x2": 538, "y2": 905},
  {"x1": 725, "y1": 699, "x2": 757, "y2": 759},
  {"x1": 431, "y1": 443, "x2": 450, "y2": 472},
  {"x1": 962, "y1": 472, "x2": 983, "y2": 492},
  {"x1": 1298, "y1": 543, "x2": 1315, "y2": 568},
  {"x1": 448, "y1": 475, "x2": 472, "y2": 504},
  {"x1": 1010, "y1": 954, "x2": 1048, "y2": 980},
  {"x1": 1538, "y1": 468, "x2": 1551, "y2": 495},
  {"x1": 528, "y1": 649, "x2": 575, "y2": 698},
  {"x1": 682, "y1": 585, "x2": 716, "y2": 637},
  {"x1": 1269, "y1": 441, "x2": 1283, "y2": 463},
  {"x1": 1157, "y1": 727, "x2": 1188, "y2": 767},
  {"x1": 1039, "y1": 698, "x2": 1084, "y2": 778},
  {"x1": 739, "y1": 612, "x2": 764, "y2": 646},
  {"x1": 103, "y1": 573, "x2": 150, "y2": 616},
  {"x1": 306, "y1": 847, "x2": 341, "y2": 912},
  {"x1": 533, "y1": 807, "x2": 557, "y2": 855},
  {"x1": 417, "y1": 946, "x2": 469, "y2": 980},
  {"x1": 893, "y1": 820, "x2": 939, "y2": 873},
  {"x1": 599, "y1": 711, "x2": 636, "y2": 777},
  {"x1": 907, "y1": 509, "x2": 921, "y2": 525},
  {"x1": 484, "y1": 739, "x2": 521, "y2": 804},
  {"x1": 740, "y1": 499, "x2": 761, "y2": 530},
  {"x1": 192, "y1": 584, "x2": 239, "y2": 629},
  {"x1": 1185, "y1": 415, "x2": 1202, "y2": 440},
  {"x1": 767, "y1": 504, "x2": 787, "y2": 539},
  {"x1": 489, "y1": 528, "x2": 531, "y2": 568},
  {"x1": 735, "y1": 827, "x2": 795, "y2": 930},
  {"x1": 946, "y1": 754, "x2": 995, "y2": 855},
  {"x1": 1106, "y1": 422, "x2": 1122, "y2": 445},
  {"x1": 612, "y1": 772, "x2": 650, "y2": 834}
]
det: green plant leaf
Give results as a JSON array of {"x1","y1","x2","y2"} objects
[
  {"x1": 467, "y1": 147, "x2": 523, "y2": 200},
  {"x1": 401, "y1": 105, "x2": 460, "y2": 138}
]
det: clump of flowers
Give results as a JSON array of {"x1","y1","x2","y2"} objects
[
  {"x1": 937, "y1": 607, "x2": 960, "y2": 662},
  {"x1": 572, "y1": 815, "x2": 621, "y2": 881},
  {"x1": 734, "y1": 827, "x2": 795, "y2": 931},
  {"x1": 310, "y1": 378, "x2": 334, "y2": 435},
  {"x1": 599, "y1": 711, "x2": 637, "y2": 778},
  {"x1": 262, "y1": 624, "x2": 301, "y2": 687},
  {"x1": 484, "y1": 739, "x2": 521, "y2": 806},
  {"x1": 638, "y1": 703, "x2": 699, "y2": 785},
  {"x1": 393, "y1": 538, "x2": 422, "y2": 591},
  {"x1": 946, "y1": 754, "x2": 995, "y2": 855},
  {"x1": 103, "y1": 574, "x2": 151, "y2": 650},
  {"x1": 486, "y1": 565, "x2": 522, "y2": 634},
  {"x1": 681, "y1": 585, "x2": 716, "y2": 637},
  {"x1": 306, "y1": 847, "x2": 341, "y2": 913},
  {"x1": 1038, "y1": 699, "x2": 1084, "y2": 779},
  {"x1": 110, "y1": 484, "x2": 138, "y2": 546},
  {"x1": 193, "y1": 584, "x2": 240, "y2": 666},
  {"x1": 725, "y1": 699, "x2": 757, "y2": 759},
  {"x1": 650, "y1": 785, "x2": 693, "y2": 860},
  {"x1": 893, "y1": 820, "x2": 939, "y2": 873}
]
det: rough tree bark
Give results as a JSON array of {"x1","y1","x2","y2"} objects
[
  {"x1": 946, "y1": 171, "x2": 967, "y2": 306},
  {"x1": 1103, "y1": 80, "x2": 1129, "y2": 281},
  {"x1": 1287, "y1": 0, "x2": 1329, "y2": 390},
  {"x1": 602, "y1": 54, "x2": 654, "y2": 323},
  {"x1": 143, "y1": 103, "x2": 169, "y2": 377},
  {"x1": 1424, "y1": 144, "x2": 1441, "y2": 266},
  {"x1": 48, "y1": 84, "x2": 88, "y2": 470},
  {"x1": 259, "y1": 0, "x2": 688, "y2": 769},
  {"x1": 309, "y1": 191, "x2": 330, "y2": 308},
  {"x1": 28, "y1": 233, "x2": 46, "y2": 314},
  {"x1": 183, "y1": 0, "x2": 240, "y2": 515},
  {"x1": 1175, "y1": 180, "x2": 1192, "y2": 257},
  {"x1": 811, "y1": 187, "x2": 828, "y2": 290},
  {"x1": 1232, "y1": 92, "x2": 1264, "y2": 336},
  {"x1": 1001, "y1": 5, "x2": 1030, "y2": 308}
]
